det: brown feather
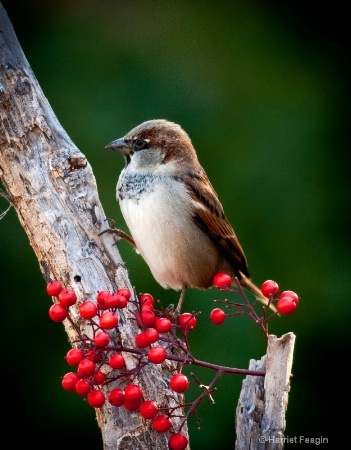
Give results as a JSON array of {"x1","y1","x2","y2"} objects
[{"x1": 183, "y1": 170, "x2": 250, "y2": 279}]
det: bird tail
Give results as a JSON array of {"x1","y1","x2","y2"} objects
[{"x1": 238, "y1": 273, "x2": 277, "y2": 313}]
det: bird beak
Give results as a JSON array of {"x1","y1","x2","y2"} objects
[{"x1": 105, "y1": 138, "x2": 133, "y2": 155}]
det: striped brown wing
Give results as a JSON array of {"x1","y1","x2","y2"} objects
[{"x1": 184, "y1": 171, "x2": 250, "y2": 278}]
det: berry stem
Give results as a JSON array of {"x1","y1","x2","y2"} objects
[{"x1": 164, "y1": 353, "x2": 266, "y2": 377}]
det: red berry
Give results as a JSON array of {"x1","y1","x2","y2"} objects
[
  {"x1": 104, "y1": 293, "x2": 116, "y2": 308},
  {"x1": 279, "y1": 290, "x2": 299, "y2": 306},
  {"x1": 124, "y1": 384, "x2": 143, "y2": 402},
  {"x1": 277, "y1": 296, "x2": 297, "y2": 315},
  {"x1": 46, "y1": 280, "x2": 62, "y2": 296},
  {"x1": 212, "y1": 272, "x2": 232, "y2": 289},
  {"x1": 77, "y1": 359, "x2": 96, "y2": 378},
  {"x1": 96, "y1": 290, "x2": 110, "y2": 310},
  {"x1": 152, "y1": 414, "x2": 172, "y2": 433},
  {"x1": 135, "y1": 332, "x2": 151, "y2": 348},
  {"x1": 61, "y1": 372, "x2": 79, "y2": 392},
  {"x1": 144, "y1": 327, "x2": 159, "y2": 344},
  {"x1": 108, "y1": 388, "x2": 125, "y2": 407},
  {"x1": 169, "y1": 433, "x2": 188, "y2": 450},
  {"x1": 140, "y1": 293, "x2": 155, "y2": 308},
  {"x1": 117, "y1": 288, "x2": 131, "y2": 301},
  {"x1": 148, "y1": 346, "x2": 166, "y2": 364},
  {"x1": 170, "y1": 373, "x2": 189, "y2": 393},
  {"x1": 58, "y1": 289, "x2": 77, "y2": 307},
  {"x1": 210, "y1": 308, "x2": 226, "y2": 325},
  {"x1": 99, "y1": 311, "x2": 118, "y2": 329},
  {"x1": 261, "y1": 280, "x2": 279, "y2": 297},
  {"x1": 65, "y1": 348, "x2": 84, "y2": 366},
  {"x1": 155, "y1": 317, "x2": 172, "y2": 333},
  {"x1": 92, "y1": 370, "x2": 106, "y2": 385},
  {"x1": 107, "y1": 293, "x2": 128, "y2": 309},
  {"x1": 139, "y1": 400, "x2": 158, "y2": 419},
  {"x1": 109, "y1": 353, "x2": 125, "y2": 370},
  {"x1": 114, "y1": 294, "x2": 128, "y2": 308},
  {"x1": 94, "y1": 331, "x2": 110, "y2": 348},
  {"x1": 86, "y1": 349, "x2": 102, "y2": 363},
  {"x1": 137, "y1": 308, "x2": 155, "y2": 328},
  {"x1": 49, "y1": 303, "x2": 68, "y2": 322},
  {"x1": 79, "y1": 301, "x2": 97, "y2": 319},
  {"x1": 75, "y1": 379, "x2": 91, "y2": 396},
  {"x1": 178, "y1": 313, "x2": 197, "y2": 332},
  {"x1": 87, "y1": 389, "x2": 105, "y2": 408},
  {"x1": 123, "y1": 398, "x2": 142, "y2": 411}
]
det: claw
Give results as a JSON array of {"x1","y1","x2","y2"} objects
[{"x1": 99, "y1": 219, "x2": 136, "y2": 248}]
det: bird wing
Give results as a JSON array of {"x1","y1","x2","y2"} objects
[{"x1": 184, "y1": 171, "x2": 250, "y2": 277}]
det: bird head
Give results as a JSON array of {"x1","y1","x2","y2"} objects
[{"x1": 105, "y1": 119, "x2": 199, "y2": 175}]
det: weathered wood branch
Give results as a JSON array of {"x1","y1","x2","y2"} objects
[
  {"x1": 235, "y1": 332, "x2": 296, "y2": 449},
  {"x1": 0, "y1": 4, "x2": 186, "y2": 449}
]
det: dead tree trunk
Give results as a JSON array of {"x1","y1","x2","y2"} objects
[
  {"x1": 235, "y1": 333, "x2": 295, "y2": 450},
  {"x1": 0, "y1": 4, "x2": 187, "y2": 449}
]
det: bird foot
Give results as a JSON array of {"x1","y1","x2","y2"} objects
[
  {"x1": 165, "y1": 303, "x2": 181, "y2": 322},
  {"x1": 99, "y1": 219, "x2": 136, "y2": 248}
]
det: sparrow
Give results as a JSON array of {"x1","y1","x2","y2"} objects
[{"x1": 105, "y1": 119, "x2": 271, "y2": 314}]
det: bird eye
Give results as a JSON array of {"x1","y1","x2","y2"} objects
[{"x1": 134, "y1": 139, "x2": 148, "y2": 150}]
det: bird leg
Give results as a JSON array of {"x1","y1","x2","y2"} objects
[
  {"x1": 99, "y1": 219, "x2": 136, "y2": 248},
  {"x1": 165, "y1": 284, "x2": 188, "y2": 321},
  {"x1": 174, "y1": 284, "x2": 188, "y2": 316}
]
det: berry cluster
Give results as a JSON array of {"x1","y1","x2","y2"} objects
[
  {"x1": 260, "y1": 279, "x2": 299, "y2": 315},
  {"x1": 47, "y1": 281, "x2": 199, "y2": 449},
  {"x1": 46, "y1": 272, "x2": 298, "y2": 448},
  {"x1": 210, "y1": 273, "x2": 299, "y2": 336}
]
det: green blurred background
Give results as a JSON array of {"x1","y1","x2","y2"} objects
[{"x1": 1, "y1": 1, "x2": 349, "y2": 448}]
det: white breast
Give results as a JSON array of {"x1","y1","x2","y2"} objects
[
  {"x1": 117, "y1": 164, "x2": 223, "y2": 291},
  {"x1": 118, "y1": 174, "x2": 188, "y2": 287}
]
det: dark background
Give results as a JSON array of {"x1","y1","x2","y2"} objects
[{"x1": 1, "y1": 1, "x2": 349, "y2": 448}]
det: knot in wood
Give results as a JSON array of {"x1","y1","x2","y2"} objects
[
  {"x1": 68, "y1": 155, "x2": 87, "y2": 170},
  {"x1": 14, "y1": 76, "x2": 31, "y2": 95}
]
